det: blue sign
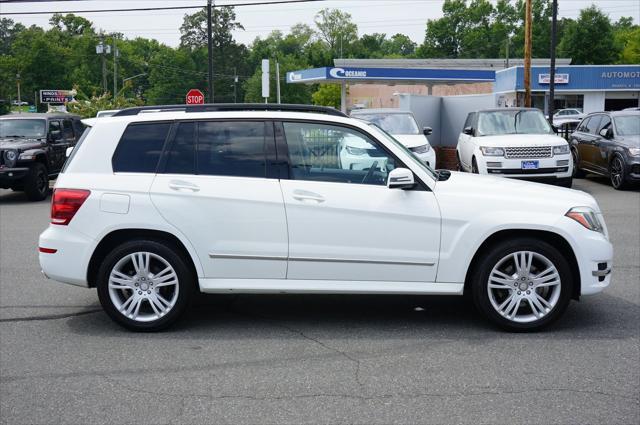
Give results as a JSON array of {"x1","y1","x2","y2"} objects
[
  {"x1": 287, "y1": 67, "x2": 495, "y2": 84},
  {"x1": 496, "y1": 65, "x2": 640, "y2": 92}
]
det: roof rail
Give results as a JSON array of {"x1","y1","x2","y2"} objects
[{"x1": 112, "y1": 103, "x2": 347, "y2": 117}]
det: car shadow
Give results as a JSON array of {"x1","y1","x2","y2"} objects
[
  {"x1": 0, "y1": 189, "x2": 51, "y2": 203},
  {"x1": 580, "y1": 173, "x2": 640, "y2": 192},
  {"x1": 66, "y1": 292, "x2": 639, "y2": 342}
]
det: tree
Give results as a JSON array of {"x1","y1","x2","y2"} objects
[
  {"x1": 383, "y1": 34, "x2": 417, "y2": 57},
  {"x1": 314, "y1": 9, "x2": 358, "y2": 57},
  {"x1": 179, "y1": 6, "x2": 244, "y2": 50},
  {"x1": 0, "y1": 18, "x2": 26, "y2": 55},
  {"x1": 311, "y1": 84, "x2": 341, "y2": 109},
  {"x1": 613, "y1": 17, "x2": 640, "y2": 64},
  {"x1": 49, "y1": 13, "x2": 94, "y2": 35},
  {"x1": 558, "y1": 5, "x2": 619, "y2": 64}
]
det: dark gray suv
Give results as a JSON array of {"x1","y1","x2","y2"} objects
[
  {"x1": 570, "y1": 111, "x2": 640, "y2": 190},
  {"x1": 0, "y1": 113, "x2": 84, "y2": 200}
]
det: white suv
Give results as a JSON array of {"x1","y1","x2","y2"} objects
[
  {"x1": 457, "y1": 108, "x2": 573, "y2": 187},
  {"x1": 39, "y1": 104, "x2": 612, "y2": 332}
]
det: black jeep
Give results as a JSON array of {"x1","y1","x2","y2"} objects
[{"x1": 0, "y1": 113, "x2": 84, "y2": 201}]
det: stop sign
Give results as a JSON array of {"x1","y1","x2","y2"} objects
[{"x1": 185, "y1": 89, "x2": 205, "y2": 105}]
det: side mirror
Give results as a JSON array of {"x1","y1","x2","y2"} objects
[
  {"x1": 65, "y1": 146, "x2": 74, "y2": 158},
  {"x1": 463, "y1": 126, "x2": 473, "y2": 135},
  {"x1": 49, "y1": 130, "x2": 61, "y2": 141},
  {"x1": 552, "y1": 124, "x2": 559, "y2": 133},
  {"x1": 599, "y1": 128, "x2": 613, "y2": 139},
  {"x1": 387, "y1": 167, "x2": 415, "y2": 190},
  {"x1": 423, "y1": 126, "x2": 433, "y2": 136}
]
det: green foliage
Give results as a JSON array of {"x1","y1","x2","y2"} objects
[
  {"x1": 311, "y1": 84, "x2": 341, "y2": 109},
  {"x1": 558, "y1": 6, "x2": 620, "y2": 64},
  {"x1": 314, "y1": 9, "x2": 358, "y2": 57},
  {"x1": 66, "y1": 89, "x2": 142, "y2": 118}
]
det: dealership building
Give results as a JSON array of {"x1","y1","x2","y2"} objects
[{"x1": 287, "y1": 59, "x2": 640, "y2": 115}]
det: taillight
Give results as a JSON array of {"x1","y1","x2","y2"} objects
[{"x1": 51, "y1": 189, "x2": 91, "y2": 225}]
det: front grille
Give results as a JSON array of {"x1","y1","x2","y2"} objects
[
  {"x1": 504, "y1": 146, "x2": 552, "y2": 159},
  {"x1": 0, "y1": 151, "x2": 4, "y2": 166}
]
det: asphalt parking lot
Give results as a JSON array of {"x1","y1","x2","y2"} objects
[{"x1": 0, "y1": 176, "x2": 638, "y2": 425}]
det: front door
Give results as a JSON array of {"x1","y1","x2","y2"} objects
[
  {"x1": 279, "y1": 121, "x2": 440, "y2": 283},
  {"x1": 150, "y1": 120, "x2": 288, "y2": 279}
]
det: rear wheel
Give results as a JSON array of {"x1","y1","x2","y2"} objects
[
  {"x1": 571, "y1": 148, "x2": 585, "y2": 178},
  {"x1": 471, "y1": 238, "x2": 573, "y2": 332},
  {"x1": 24, "y1": 163, "x2": 49, "y2": 201},
  {"x1": 609, "y1": 155, "x2": 627, "y2": 190},
  {"x1": 97, "y1": 239, "x2": 196, "y2": 331}
]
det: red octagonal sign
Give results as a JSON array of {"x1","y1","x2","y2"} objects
[{"x1": 186, "y1": 89, "x2": 205, "y2": 105}]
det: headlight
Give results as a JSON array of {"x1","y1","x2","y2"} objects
[
  {"x1": 411, "y1": 144, "x2": 430, "y2": 154},
  {"x1": 479, "y1": 146, "x2": 505, "y2": 157},
  {"x1": 565, "y1": 207, "x2": 604, "y2": 233},
  {"x1": 345, "y1": 146, "x2": 368, "y2": 156},
  {"x1": 553, "y1": 145, "x2": 570, "y2": 155},
  {"x1": 3, "y1": 150, "x2": 18, "y2": 167},
  {"x1": 629, "y1": 147, "x2": 640, "y2": 156}
]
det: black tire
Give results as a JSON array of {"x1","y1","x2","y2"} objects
[
  {"x1": 470, "y1": 237, "x2": 573, "y2": 332},
  {"x1": 571, "y1": 148, "x2": 585, "y2": 178},
  {"x1": 609, "y1": 155, "x2": 627, "y2": 190},
  {"x1": 556, "y1": 177, "x2": 573, "y2": 188},
  {"x1": 471, "y1": 157, "x2": 479, "y2": 174},
  {"x1": 24, "y1": 162, "x2": 49, "y2": 201},
  {"x1": 96, "y1": 239, "x2": 196, "y2": 331}
]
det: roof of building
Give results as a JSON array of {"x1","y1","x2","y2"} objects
[
  {"x1": 0, "y1": 113, "x2": 80, "y2": 119},
  {"x1": 334, "y1": 58, "x2": 573, "y2": 70}
]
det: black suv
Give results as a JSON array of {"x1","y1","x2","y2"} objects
[
  {"x1": 570, "y1": 110, "x2": 640, "y2": 190},
  {"x1": 0, "y1": 113, "x2": 84, "y2": 200}
]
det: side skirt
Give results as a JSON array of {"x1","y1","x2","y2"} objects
[{"x1": 198, "y1": 279, "x2": 464, "y2": 295}]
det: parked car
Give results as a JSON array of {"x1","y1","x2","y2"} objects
[
  {"x1": 456, "y1": 108, "x2": 573, "y2": 187},
  {"x1": 39, "y1": 104, "x2": 612, "y2": 332},
  {"x1": 570, "y1": 110, "x2": 640, "y2": 189},
  {"x1": 11, "y1": 100, "x2": 29, "y2": 107},
  {"x1": 0, "y1": 113, "x2": 84, "y2": 200},
  {"x1": 350, "y1": 109, "x2": 436, "y2": 168},
  {"x1": 556, "y1": 118, "x2": 582, "y2": 141}
]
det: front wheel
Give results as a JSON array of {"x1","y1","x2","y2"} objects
[
  {"x1": 471, "y1": 157, "x2": 479, "y2": 174},
  {"x1": 97, "y1": 239, "x2": 196, "y2": 331},
  {"x1": 609, "y1": 155, "x2": 627, "y2": 190},
  {"x1": 24, "y1": 163, "x2": 49, "y2": 201},
  {"x1": 471, "y1": 238, "x2": 573, "y2": 332}
]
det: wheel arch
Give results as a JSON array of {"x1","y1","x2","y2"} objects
[
  {"x1": 463, "y1": 229, "x2": 581, "y2": 300},
  {"x1": 87, "y1": 228, "x2": 200, "y2": 288}
]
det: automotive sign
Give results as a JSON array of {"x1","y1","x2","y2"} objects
[
  {"x1": 40, "y1": 90, "x2": 75, "y2": 104},
  {"x1": 538, "y1": 74, "x2": 569, "y2": 84}
]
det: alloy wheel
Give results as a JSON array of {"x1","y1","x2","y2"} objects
[
  {"x1": 610, "y1": 157, "x2": 624, "y2": 189},
  {"x1": 108, "y1": 252, "x2": 180, "y2": 322},
  {"x1": 487, "y1": 251, "x2": 561, "y2": 323}
]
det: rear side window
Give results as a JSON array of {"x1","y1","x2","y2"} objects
[
  {"x1": 196, "y1": 121, "x2": 266, "y2": 178},
  {"x1": 164, "y1": 122, "x2": 196, "y2": 174},
  {"x1": 112, "y1": 122, "x2": 170, "y2": 173}
]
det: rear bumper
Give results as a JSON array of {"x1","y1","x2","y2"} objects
[{"x1": 39, "y1": 225, "x2": 93, "y2": 287}]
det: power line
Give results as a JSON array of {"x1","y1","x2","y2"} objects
[{"x1": 0, "y1": 0, "x2": 327, "y2": 15}]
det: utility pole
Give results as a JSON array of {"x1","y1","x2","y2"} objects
[
  {"x1": 101, "y1": 35, "x2": 107, "y2": 93},
  {"x1": 16, "y1": 73, "x2": 21, "y2": 105},
  {"x1": 505, "y1": 36, "x2": 510, "y2": 69},
  {"x1": 275, "y1": 60, "x2": 281, "y2": 104},
  {"x1": 524, "y1": 0, "x2": 532, "y2": 107},
  {"x1": 207, "y1": 0, "x2": 215, "y2": 103},
  {"x1": 548, "y1": 0, "x2": 558, "y2": 124},
  {"x1": 113, "y1": 34, "x2": 118, "y2": 98},
  {"x1": 233, "y1": 68, "x2": 238, "y2": 103}
]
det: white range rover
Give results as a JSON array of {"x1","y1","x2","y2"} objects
[
  {"x1": 39, "y1": 104, "x2": 612, "y2": 332},
  {"x1": 457, "y1": 108, "x2": 573, "y2": 187}
]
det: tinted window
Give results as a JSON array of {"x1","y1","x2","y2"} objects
[
  {"x1": 62, "y1": 120, "x2": 74, "y2": 139},
  {"x1": 49, "y1": 120, "x2": 61, "y2": 135},
  {"x1": 112, "y1": 122, "x2": 170, "y2": 173},
  {"x1": 165, "y1": 122, "x2": 196, "y2": 174},
  {"x1": 283, "y1": 122, "x2": 399, "y2": 186},
  {"x1": 197, "y1": 121, "x2": 266, "y2": 178},
  {"x1": 585, "y1": 115, "x2": 602, "y2": 134}
]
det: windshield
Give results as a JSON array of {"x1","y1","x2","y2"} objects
[
  {"x1": 0, "y1": 119, "x2": 46, "y2": 139},
  {"x1": 356, "y1": 113, "x2": 420, "y2": 135},
  {"x1": 477, "y1": 110, "x2": 552, "y2": 136},
  {"x1": 367, "y1": 123, "x2": 438, "y2": 180},
  {"x1": 614, "y1": 116, "x2": 640, "y2": 136}
]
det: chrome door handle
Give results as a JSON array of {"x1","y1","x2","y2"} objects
[
  {"x1": 292, "y1": 190, "x2": 325, "y2": 203},
  {"x1": 168, "y1": 180, "x2": 200, "y2": 192}
]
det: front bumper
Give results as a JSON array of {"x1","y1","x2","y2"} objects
[
  {"x1": 478, "y1": 154, "x2": 572, "y2": 180},
  {"x1": 0, "y1": 167, "x2": 29, "y2": 187},
  {"x1": 624, "y1": 156, "x2": 640, "y2": 182}
]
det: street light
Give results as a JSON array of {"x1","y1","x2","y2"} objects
[{"x1": 122, "y1": 73, "x2": 147, "y2": 85}]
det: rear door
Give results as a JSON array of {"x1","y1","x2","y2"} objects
[
  {"x1": 150, "y1": 120, "x2": 288, "y2": 279},
  {"x1": 278, "y1": 120, "x2": 440, "y2": 283},
  {"x1": 593, "y1": 115, "x2": 613, "y2": 173}
]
